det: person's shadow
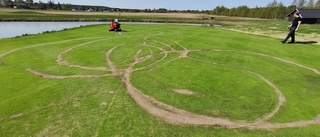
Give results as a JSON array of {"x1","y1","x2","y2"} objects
[{"x1": 290, "y1": 41, "x2": 318, "y2": 44}]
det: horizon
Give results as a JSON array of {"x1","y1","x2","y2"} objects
[{"x1": 47, "y1": 0, "x2": 294, "y2": 10}]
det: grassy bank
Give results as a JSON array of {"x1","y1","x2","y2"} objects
[
  {"x1": 0, "y1": 8, "x2": 207, "y2": 24},
  {"x1": 1, "y1": 24, "x2": 320, "y2": 136},
  {"x1": 1, "y1": 8, "x2": 319, "y2": 37}
]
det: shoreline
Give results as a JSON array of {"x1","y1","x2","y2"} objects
[{"x1": 0, "y1": 19, "x2": 211, "y2": 24}]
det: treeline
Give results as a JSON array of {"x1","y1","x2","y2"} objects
[
  {"x1": 0, "y1": 0, "x2": 71, "y2": 10},
  {"x1": 209, "y1": 5, "x2": 295, "y2": 19},
  {"x1": 0, "y1": 0, "x2": 210, "y2": 13},
  {"x1": 1, "y1": 0, "x2": 320, "y2": 20},
  {"x1": 123, "y1": 8, "x2": 209, "y2": 14},
  {"x1": 210, "y1": 0, "x2": 320, "y2": 19}
]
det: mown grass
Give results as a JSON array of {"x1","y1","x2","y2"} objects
[{"x1": 0, "y1": 24, "x2": 320, "y2": 136}]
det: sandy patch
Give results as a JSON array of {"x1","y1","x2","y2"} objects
[
  {"x1": 100, "y1": 102, "x2": 108, "y2": 107},
  {"x1": 9, "y1": 113, "x2": 23, "y2": 119},
  {"x1": 316, "y1": 115, "x2": 320, "y2": 122},
  {"x1": 172, "y1": 89, "x2": 196, "y2": 95}
]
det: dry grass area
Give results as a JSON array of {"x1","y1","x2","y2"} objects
[
  {"x1": 227, "y1": 28, "x2": 320, "y2": 44},
  {"x1": 0, "y1": 8, "x2": 210, "y2": 19}
]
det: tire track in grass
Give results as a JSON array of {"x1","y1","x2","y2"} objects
[
  {"x1": 93, "y1": 89, "x2": 119, "y2": 137},
  {"x1": 26, "y1": 68, "x2": 113, "y2": 79},
  {"x1": 56, "y1": 39, "x2": 110, "y2": 71},
  {"x1": 0, "y1": 37, "x2": 105, "y2": 59}
]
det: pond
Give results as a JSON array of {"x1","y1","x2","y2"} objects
[
  {"x1": 0, "y1": 22, "x2": 211, "y2": 39},
  {"x1": 0, "y1": 22, "x2": 106, "y2": 39}
]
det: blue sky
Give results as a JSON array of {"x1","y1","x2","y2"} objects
[{"x1": 55, "y1": 0, "x2": 293, "y2": 10}]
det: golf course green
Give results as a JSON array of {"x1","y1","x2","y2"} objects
[{"x1": 0, "y1": 24, "x2": 320, "y2": 136}]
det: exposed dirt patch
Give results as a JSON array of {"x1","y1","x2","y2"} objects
[
  {"x1": 100, "y1": 102, "x2": 108, "y2": 107},
  {"x1": 316, "y1": 115, "x2": 320, "y2": 122},
  {"x1": 9, "y1": 113, "x2": 23, "y2": 119},
  {"x1": 172, "y1": 89, "x2": 196, "y2": 95}
]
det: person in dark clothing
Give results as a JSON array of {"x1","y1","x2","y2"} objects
[
  {"x1": 113, "y1": 19, "x2": 122, "y2": 32},
  {"x1": 281, "y1": 12, "x2": 302, "y2": 43},
  {"x1": 115, "y1": 20, "x2": 122, "y2": 31}
]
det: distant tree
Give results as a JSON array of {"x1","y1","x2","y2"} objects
[
  {"x1": 248, "y1": 7, "x2": 259, "y2": 18},
  {"x1": 14, "y1": 0, "x2": 24, "y2": 5},
  {"x1": 274, "y1": 4, "x2": 287, "y2": 19},
  {"x1": 236, "y1": 5, "x2": 250, "y2": 17},
  {"x1": 212, "y1": 5, "x2": 228, "y2": 15},
  {"x1": 57, "y1": 2, "x2": 61, "y2": 10},
  {"x1": 306, "y1": 0, "x2": 315, "y2": 8},
  {"x1": 26, "y1": 0, "x2": 33, "y2": 5},
  {"x1": 298, "y1": 0, "x2": 307, "y2": 8},
  {"x1": 316, "y1": 0, "x2": 320, "y2": 8},
  {"x1": 208, "y1": 2, "x2": 301, "y2": 20},
  {"x1": 143, "y1": 8, "x2": 151, "y2": 12},
  {"x1": 48, "y1": 0, "x2": 53, "y2": 9},
  {"x1": 61, "y1": 3, "x2": 72, "y2": 10},
  {"x1": 38, "y1": 0, "x2": 46, "y2": 9},
  {"x1": 0, "y1": 0, "x2": 4, "y2": 6},
  {"x1": 158, "y1": 8, "x2": 168, "y2": 13},
  {"x1": 278, "y1": 2, "x2": 284, "y2": 6},
  {"x1": 291, "y1": 0, "x2": 298, "y2": 6},
  {"x1": 267, "y1": 0, "x2": 278, "y2": 7},
  {"x1": 229, "y1": 8, "x2": 236, "y2": 16}
]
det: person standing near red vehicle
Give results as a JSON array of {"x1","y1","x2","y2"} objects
[
  {"x1": 109, "y1": 19, "x2": 122, "y2": 32},
  {"x1": 109, "y1": 19, "x2": 117, "y2": 31}
]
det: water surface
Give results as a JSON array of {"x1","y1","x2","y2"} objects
[{"x1": 0, "y1": 22, "x2": 106, "y2": 39}]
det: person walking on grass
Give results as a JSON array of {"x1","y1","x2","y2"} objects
[{"x1": 281, "y1": 12, "x2": 302, "y2": 44}]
